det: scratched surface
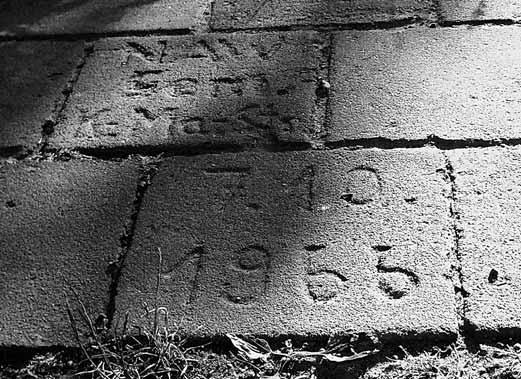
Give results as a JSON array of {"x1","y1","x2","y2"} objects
[
  {"x1": 49, "y1": 32, "x2": 329, "y2": 152},
  {"x1": 116, "y1": 148, "x2": 458, "y2": 340}
]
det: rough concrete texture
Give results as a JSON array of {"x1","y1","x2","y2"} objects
[
  {"x1": 448, "y1": 147, "x2": 521, "y2": 337},
  {"x1": 440, "y1": 0, "x2": 521, "y2": 23},
  {"x1": 50, "y1": 32, "x2": 329, "y2": 151},
  {"x1": 329, "y1": 26, "x2": 521, "y2": 141},
  {"x1": 211, "y1": 0, "x2": 436, "y2": 30},
  {"x1": 117, "y1": 148, "x2": 457, "y2": 340},
  {"x1": 0, "y1": 41, "x2": 84, "y2": 155},
  {"x1": 0, "y1": 159, "x2": 138, "y2": 346},
  {"x1": 0, "y1": 0, "x2": 211, "y2": 36}
]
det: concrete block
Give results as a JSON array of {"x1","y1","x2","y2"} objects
[
  {"x1": 448, "y1": 147, "x2": 521, "y2": 337},
  {"x1": 0, "y1": 41, "x2": 83, "y2": 155},
  {"x1": 0, "y1": 159, "x2": 138, "y2": 346},
  {"x1": 211, "y1": 0, "x2": 436, "y2": 30},
  {"x1": 117, "y1": 148, "x2": 457, "y2": 341},
  {"x1": 329, "y1": 26, "x2": 521, "y2": 141},
  {"x1": 50, "y1": 32, "x2": 329, "y2": 151}
]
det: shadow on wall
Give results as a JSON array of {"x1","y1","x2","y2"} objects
[
  {"x1": 0, "y1": 39, "x2": 84, "y2": 156},
  {"x1": 0, "y1": 0, "x2": 162, "y2": 35}
]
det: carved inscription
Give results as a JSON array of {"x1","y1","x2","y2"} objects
[
  {"x1": 341, "y1": 167, "x2": 382, "y2": 205},
  {"x1": 372, "y1": 246, "x2": 420, "y2": 299},
  {"x1": 307, "y1": 271, "x2": 347, "y2": 302},
  {"x1": 160, "y1": 246, "x2": 204, "y2": 305},
  {"x1": 223, "y1": 245, "x2": 271, "y2": 305}
]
